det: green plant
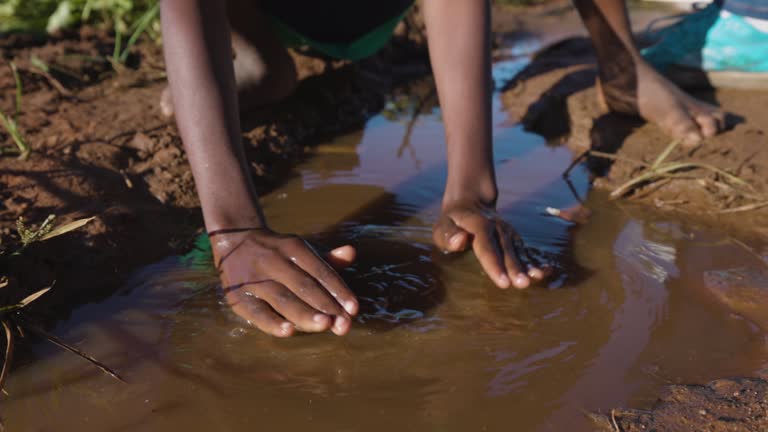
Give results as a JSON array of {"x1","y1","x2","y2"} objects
[
  {"x1": 0, "y1": 0, "x2": 160, "y2": 35},
  {"x1": 0, "y1": 62, "x2": 31, "y2": 159},
  {"x1": 111, "y1": 2, "x2": 159, "y2": 65},
  {"x1": 0, "y1": 215, "x2": 123, "y2": 394}
]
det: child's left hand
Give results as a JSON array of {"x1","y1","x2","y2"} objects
[{"x1": 432, "y1": 201, "x2": 546, "y2": 289}]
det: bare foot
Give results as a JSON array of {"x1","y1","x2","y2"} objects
[{"x1": 599, "y1": 59, "x2": 726, "y2": 146}]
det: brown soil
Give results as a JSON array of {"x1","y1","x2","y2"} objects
[
  {"x1": 590, "y1": 374, "x2": 768, "y2": 432},
  {"x1": 501, "y1": 36, "x2": 768, "y2": 239}
]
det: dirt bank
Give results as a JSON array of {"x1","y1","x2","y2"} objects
[
  {"x1": 590, "y1": 374, "x2": 768, "y2": 432},
  {"x1": 501, "y1": 35, "x2": 768, "y2": 239}
]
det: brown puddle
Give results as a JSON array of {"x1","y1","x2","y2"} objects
[{"x1": 3, "y1": 57, "x2": 768, "y2": 431}]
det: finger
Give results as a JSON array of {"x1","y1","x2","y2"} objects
[
  {"x1": 227, "y1": 292, "x2": 294, "y2": 337},
  {"x1": 269, "y1": 254, "x2": 349, "y2": 318},
  {"x1": 460, "y1": 217, "x2": 510, "y2": 289},
  {"x1": 512, "y1": 233, "x2": 550, "y2": 281},
  {"x1": 331, "y1": 315, "x2": 352, "y2": 336},
  {"x1": 497, "y1": 226, "x2": 530, "y2": 289},
  {"x1": 533, "y1": 264, "x2": 554, "y2": 279},
  {"x1": 433, "y1": 216, "x2": 470, "y2": 252},
  {"x1": 325, "y1": 245, "x2": 356, "y2": 269},
  {"x1": 284, "y1": 238, "x2": 359, "y2": 316},
  {"x1": 259, "y1": 282, "x2": 333, "y2": 333}
]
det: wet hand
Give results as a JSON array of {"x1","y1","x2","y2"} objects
[
  {"x1": 210, "y1": 228, "x2": 359, "y2": 337},
  {"x1": 433, "y1": 201, "x2": 546, "y2": 289}
]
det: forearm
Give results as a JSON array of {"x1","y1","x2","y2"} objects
[
  {"x1": 161, "y1": 0, "x2": 264, "y2": 231},
  {"x1": 422, "y1": 0, "x2": 496, "y2": 206}
]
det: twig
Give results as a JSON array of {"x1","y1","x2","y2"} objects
[
  {"x1": 26, "y1": 65, "x2": 72, "y2": 97},
  {"x1": 610, "y1": 162, "x2": 750, "y2": 199},
  {"x1": 730, "y1": 238, "x2": 768, "y2": 268},
  {"x1": 20, "y1": 320, "x2": 125, "y2": 383},
  {"x1": 588, "y1": 150, "x2": 651, "y2": 168},
  {"x1": 718, "y1": 201, "x2": 768, "y2": 214},
  {"x1": 611, "y1": 409, "x2": 621, "y2": 432},
  {"x1": 562, "y1": 150, "x2": 588, "y2": 179},
  {"x1": 0, "y1": 320, "x2": 14, "y2": 393}
]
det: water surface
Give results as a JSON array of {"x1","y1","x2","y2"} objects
[{"x1": 3, "y1": 57, "x2": 767, "y2": 432}]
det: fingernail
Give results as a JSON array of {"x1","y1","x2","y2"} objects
[
  {"x1": 280, "y1": 322, "x2": 293, "y2": 335},
  {"x1": 344, "y1": 300, "x2": 357, "y2": 315},
  {"x1": 498, "y1": 274, "x2": 511, "y2": 288},
  {"x1": 331, "y1": 248, "x2": 345, "y2": 256},
  {"x1": 313, "y1": 313, "x2": 328, "y2": 324},
  {"x1": 334, "y1": 316, "x2": 349, "y2": 332},
  {"x1": 449, "y1": 233, "x2": 463, "y2": 247},
  {"x1": 514, "y1": 273, "x2": 530, "y2": 288},
  {"x1": 528, "y1": 268, "x2": 544, "y2": 279}
]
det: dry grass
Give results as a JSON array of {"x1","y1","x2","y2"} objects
[{"x1": 0, "y1": 215, "x2": 123, "y2": 394}]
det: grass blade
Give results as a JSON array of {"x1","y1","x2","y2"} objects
[
  {"x1": 21, "y1": 320, "x2": 125, "y2": 383},
  {"x1": 718, "y1": 201, "x2": 768, "y2": 214},
  {"x1": 30, "y1": 56, "x2": 49, "y2": 74},
  {"x1": 650, "y1": 140, "x2": 680, "y2": 170},
  {"x1": 10, "y1": 62, "x2": 22, "y2": 120},
  {"x1": 18, "y1": 285, "x2": 53, "y2": 308},
  {"x1": 0, "y1": 320, "x2": 14, "y2": 393},
  {"x1": 610, "y1": 161, "x2": 751, "y2": 199},
  {"x1": 0, "y1": 305, "x2": 22, "y2": 314},
  {"x1": 39, "y1": 217, "x2": 94, "y2": 241},
  {"x1": 118, "y1": 3, "x2": 160, "y2": 64},
  {"x1": 610, "y1": 169, "x2": 661, "y2": 199},
  {"x1": 112, "y1": 24, "x2": 123, "y2": 64},
  {"x1": 0, "y1": 112, "x2": 30, "y2": 159}
]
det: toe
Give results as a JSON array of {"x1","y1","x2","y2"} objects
[
  {"x1": 695, "y1": 113, "x2": 719, "y2": 138},
  {"x1": 666, "y1": 115, "x2": 703, "y2": 146},
  {"x1": 160, "y1": 87, "x2": 174, "y2": 118}
]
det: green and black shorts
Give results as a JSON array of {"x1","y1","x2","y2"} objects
[{"x1": 261, "y1": 0, "x2": 414, "y2": 61}]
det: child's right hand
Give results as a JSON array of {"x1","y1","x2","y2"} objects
[{"x1": 209, "y1": 228, "x2": 359, "y2": 337}]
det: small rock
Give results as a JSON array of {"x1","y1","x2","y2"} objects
[{"x1": 127, "y1": 132, "x2": 155, "y2": 153}]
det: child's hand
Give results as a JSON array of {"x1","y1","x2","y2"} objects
[
  {"x1": 433, "y1": 201, "x2": 546, "y2": 289},
  {"x1": 210, "y1": 228, "x2": 359, "y2": 337}
]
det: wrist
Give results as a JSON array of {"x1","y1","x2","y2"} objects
[
  {"x1": 203, "y1": 204, "x2": 267, "y2": 233},
  {"x1": 443, "y1": 175, "x2": 498, "y2": 209}
]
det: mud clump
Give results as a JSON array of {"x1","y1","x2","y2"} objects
[{"x1": 591, "y1": 376, "x2": 768, "y2": 432}]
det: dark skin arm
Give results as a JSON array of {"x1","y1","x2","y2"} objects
[
  {"x1": 161, "y1": 0, "x2": 544, "y2": 337},
  {"x1": 424, "y1": 0, "x2": 545, "y2": 288},
  {"x1": 161, "y1": 0, "x2": 358, "y2": 337}
]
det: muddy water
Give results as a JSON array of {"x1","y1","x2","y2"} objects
[{"x1": 4, "y1": 60, "x2": 768, "y2": 432}]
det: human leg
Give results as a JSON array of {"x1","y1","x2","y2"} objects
[
  {"x1": 573, "y1": 0, "x2": 726, "y2": 145},
  {"x1": 161, "y1": 0, "x2": 298, "y2": 117}
]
